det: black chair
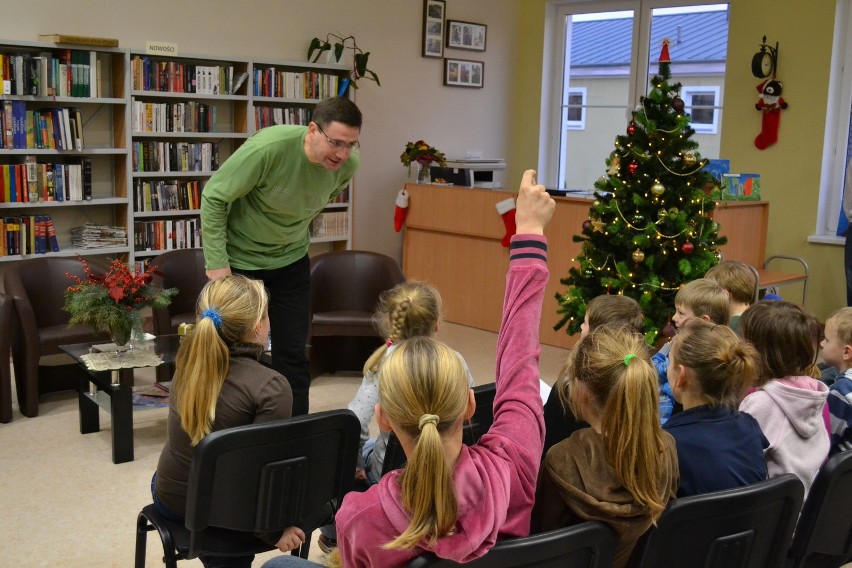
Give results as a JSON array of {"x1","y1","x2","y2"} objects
[
  {"x1": 786, "y1": 451, "x2": 852, "y2": 568},
  {"x1": 134, "y1": 409, "x2": 360, "y2": 567},
  {"x1": 629, "y1": 474, "x2": 804, "y2": 568},
  {"x1": 407, "y1": 522, "x2": 617, "y2": 568},
  {"x1": 382, "y1": 382, "x2": 497, "y2": 477},
  {"x1": 0, "y1": 292, "x2": 14, "y2": 423}
]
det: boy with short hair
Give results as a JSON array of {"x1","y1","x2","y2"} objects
[
  {"x1": 819, "y1": 307, "x2": 852, "y2": 455},
  {"x1": 705, "y1": 260, "x2": 757, "y2": 334},
  {"x1": 653, "y1": 278, "x2": 729, "y2": 424}
]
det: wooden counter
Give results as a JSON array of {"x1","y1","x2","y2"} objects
[{"x1": 402, "y1": 183, "x2": 769, "y2": 349}]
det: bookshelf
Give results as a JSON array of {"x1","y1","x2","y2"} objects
[
  {"x1": 128, "y1": 50, "x2": 250, "y2": 259},
  {"x1": 0, "y1": 40, "x2": 129, "y2": 262},
  {"x1": 250, "y1": 57, "x2": 354, "y2": 253}
]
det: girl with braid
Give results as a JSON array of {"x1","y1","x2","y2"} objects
[{"x1": 348, "y1": 281, "x2": 473, "y2": 486}]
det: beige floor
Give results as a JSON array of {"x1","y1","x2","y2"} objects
[{"x1": 0, "y1": 322, "x2": 570, "y2": 568}]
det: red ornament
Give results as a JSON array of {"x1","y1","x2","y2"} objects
[
  {"x1": 627, "y1": 123, "x2": 636, "y2": 136},
  {"x1": 582, "y1": 219, "x2": 592, "y2": 231},
  {"x1": 628, "y1": 162, "x2": 639, "y2": 175},
  {"x1": 682, "y1": 242, "x2": 694, "y2": 255},
  {"x1": 659, "y1": 39, "x2": 671, "y2": 63},
  {"x1": 672, "y1": 97, "x2": 685, "y2": 112}
]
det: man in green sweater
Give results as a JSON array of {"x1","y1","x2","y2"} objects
[{"x1": 201, "y1": 97, "x2": 362, "y2": 415}]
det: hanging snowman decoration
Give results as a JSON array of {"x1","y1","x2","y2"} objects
[{"x1": 751, "y1": 36, "x2": 788, "y2": 150}]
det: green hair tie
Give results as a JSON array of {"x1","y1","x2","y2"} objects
[{"x1": 623, "y1": 353, "x2": 637, "y2": 366}]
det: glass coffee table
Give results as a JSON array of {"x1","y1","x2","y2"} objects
[{"x1": 60, "y1": 335, "x2": 181, "y2": 464}]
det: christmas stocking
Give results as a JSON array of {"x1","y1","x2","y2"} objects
[
  {"x1": 496, "y1": 197, "x2": 516, "y2": 247},
  {"x1": 754, "y1": 80, "x2": 787, "y2": 150},
  {"x1": 394, "y1": 189, "x2": 409, "y2": 232}
]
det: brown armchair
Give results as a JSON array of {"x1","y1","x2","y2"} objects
[
  {"x1": 309, "y1": 250, "x2": 405, "y2": 378},
  {"x1": 0, "y1": 292, "x2": 14, "y2": 423},
  {"x1": 148, "y1": 248, "x2": 207, "y2": 381},
  {"x1": 5, "y1": 257, "x2": 109, "y2": 417}
]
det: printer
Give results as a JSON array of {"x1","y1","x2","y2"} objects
[{"x1": 430, "y1": 159, "x2": 507, "y2": 189}]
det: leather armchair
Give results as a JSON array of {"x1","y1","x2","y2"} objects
[
  {"x1": 309, "y1": 250, "x2": 405, "y2": 378},
  {"x1": 5, "y1": 257, "x2": 109, "y2": 417},
  {"x1": 0, "y1": 292, "x2": 14, "y2": 423}
]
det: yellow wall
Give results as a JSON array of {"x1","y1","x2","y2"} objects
[{"x1": 508, "y1": 1, "x2": 844, "y2": 321}]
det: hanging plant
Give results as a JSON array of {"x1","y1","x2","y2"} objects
[{"x1": 307, "y1": 33, "x2": 381, "y2": 90}]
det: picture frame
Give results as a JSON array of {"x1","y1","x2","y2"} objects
[
  {"x1": 422, "y1": 0, "x2": 446, "y2": 58},
  {"x1": 446, "y1": 20, "x2": 487, "y2": 52},
  {"x1": 443, "y1": 58, "x2": 484, "y2": 88}
]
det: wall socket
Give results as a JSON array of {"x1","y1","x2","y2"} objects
[{"x1": 465, "y1": 150, "x2": 483, "y2": 159}]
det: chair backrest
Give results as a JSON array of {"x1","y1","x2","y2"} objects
[
  {"x1": 787, "y1": 451, "x2": 852, "y2": 568},
  {"x1": 406, "y1": 522, "x2": 617, "y2": 568},
  {"x1": 382, "y1": 382, "x2": 498, "y2": 477},
  {"x1": 149, "y1": 249, "x2": 207, "y2": 334},
  {"x1": 184, "y1": 409, "x2": 360, "y2": 556},
  {"x1": 310, "y1": 250, "x2": 405, "y2": 314},
  {"x1": 3, "y1": 256, "x2": 106, "y2": 328},
  {"x1": 629, "y1": 473, "x2": 804, "y2": 568}
]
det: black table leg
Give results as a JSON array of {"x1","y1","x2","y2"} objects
[
  {"x1": 78, "y1": 371, "x2": 100, "y2": 435},
  {"x1": 110, "y1": 379, "x2": 135, "y2": 464}
]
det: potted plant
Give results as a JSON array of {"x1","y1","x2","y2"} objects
[{"x1": 307, "y1": 33, "x2": 381, "y2": 90}]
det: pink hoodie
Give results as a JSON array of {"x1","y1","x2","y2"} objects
[
  {"x1": 335, "y1": 235, "x2": 548, "y2": 568},
  {"x1": 739, "y1": 376, "x2": 829, "y2": 495}
]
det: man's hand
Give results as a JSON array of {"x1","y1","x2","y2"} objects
[
  {"x1": 515, "y1": 169, "x2": 555, "y2": 235},
  {"x1": 275, "y1": 526, "x2": 306, "y2": 552},
  {"x1": 205, "y1": 267, "x2": 232, "y2": 281}
]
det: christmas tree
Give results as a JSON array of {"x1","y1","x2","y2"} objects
[{"x1": 555, "y1": 39, "x2": 726, "y2": 343}]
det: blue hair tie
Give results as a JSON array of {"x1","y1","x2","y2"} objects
[{"x1": 202, "y1": 307, "x2": 223, "y2": 330}]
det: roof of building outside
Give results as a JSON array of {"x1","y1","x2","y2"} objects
[{"x1": 570, "y1": 11, "x2": 728, "y2": 67}]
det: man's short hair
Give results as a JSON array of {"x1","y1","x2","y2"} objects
[
  {"x1": 705, "y1": 260, "x2": 756, "y2": 305},
  {"x1": 675, "y1": 278, "x2": 729, "y2": 325},
  {"x1": 312, "y1": 97, "x2": 362, "y2": 129}
]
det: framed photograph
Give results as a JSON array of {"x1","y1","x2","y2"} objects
[
  {"x1": 446, "y1": 20, "x2": 487, "y2": 52},
  {"x1": 443, "y1": 58, "x2": 484, "y2": 88},
  {"x1": 422, "y1": 0, "x2": 446, "y2": 58}
]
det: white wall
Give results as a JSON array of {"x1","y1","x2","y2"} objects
[{"x1": 4, "y1": 0, "x2": 523, "y2": 262}]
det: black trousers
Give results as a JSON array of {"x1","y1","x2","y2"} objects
[{"x1": 234, "y1": 255, "x2": 311, "y2": 415}]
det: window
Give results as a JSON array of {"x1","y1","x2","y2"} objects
[
  {"x1": 814, "y1": 0, "x2": 852, "y2": 242},
  {"x1": 682, "y1": 86, "x2": 721, "y2": 134},
  {"x1": 565, "y1": 87, "x2": 587, "y2": 130},
  {"x1": 539, "y1": 1, "x2": 729, "y2": 191}
]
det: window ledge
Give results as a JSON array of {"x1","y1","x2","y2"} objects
[{"x1": 807, "y1": 234, "x2": 845, "y2": 245}]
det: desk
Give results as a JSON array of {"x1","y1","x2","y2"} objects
[
  {"x1": 403, "y1": 184, "x2": 780, "y2": 348},
  {"x1": 60, "y1": 335, "x2": 181, "y2": 464}
]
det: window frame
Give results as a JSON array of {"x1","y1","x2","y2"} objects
[
  {"x1": 538, "y1": 0, "x2": 728, "y2": 190},
  {"x1": 565, "y1": 87, "x2": 588, "y2": 130},
  {"x1": 812, "y1": 0, "x2": 852, "y2": 244},
  {"x1": 681, "y1": 85, "x2": 721, "y2": 134}
]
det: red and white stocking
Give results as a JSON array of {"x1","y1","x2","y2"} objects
[
  {"x1": 496, "y1": 197, "x2": 516, "y2": 247},
  {"x1": 394, "y1": 189, "x2": 409, "y2": 232}
]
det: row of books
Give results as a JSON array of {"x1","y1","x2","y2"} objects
[
  {"x1": 1, "y1": 103, "x2": 84, "y2": 150},
  {"x1": 254, "y1": 106, "x2": 313, "y2": 130},
  {"x1": 132, "y1": 141, "x2": 220, "y2": 173},
  {"x1": 253, "y1": 69, "x2": 339, "y2": 100},
  {"x1": 130, "y1": 56, "x2": 247, "y2": 95},
  {"x1": 70, "y1": 223, "x2": 127, "y2": 249},
  {"x1": 0, "y1": 158, "x2": 92, "y2": 203},
  {"x1": 309, "y1": 211, "x2": 349, "y2": 239},
  {"x1": 0, "y1": 50, "x2": 105, "y2": 98},
  {"x1": 330, "y1": 187, "x2": 349, "y2": 204},
  {"x1": 134, "y1": 218, "x2": 202, "y2": 251},
  {"x1": 131, "y1": 99, "x2": 218, "y2": 133},
  {"x1": 1, "y1": 214, "x2": 59, "y2": 256},
  {"x1": 133, "y1": 179, "x2": 203, "y2": 212}
]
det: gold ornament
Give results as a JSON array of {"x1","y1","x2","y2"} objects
[
  {"x1": 591, "y1": 219, "x2": 606, "y2": 233},
  {"x1": 657, "y1": 209, "x2": 668, "y2": 219},
  {"x1": 668, "y1": 207, "x2": 679, "y2": 219},
  {"x1": 683, "y1": 153, "x2": 697, "y2": 166},
  {"x1": 632, "y1": 249, "x2": 645, "y2": 263},
  {"x1": 607, "y1": 154, "x2": 621, "y2": 175},
  {"x1": 651, "y1": 182, "x2": 665, "y2": 196}
]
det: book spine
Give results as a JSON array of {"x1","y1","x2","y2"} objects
[
  {"x1": 45, "y1": 215, "x2": 60, "y2": 252},
  {"x1": 82, "y1": 157, "x2": 92, "y2": 200}
]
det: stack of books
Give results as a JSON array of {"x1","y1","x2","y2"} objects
[{"x1": 70, "y1": 223, "x2": 127, "y2": 248}]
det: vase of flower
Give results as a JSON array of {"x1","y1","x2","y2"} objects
[
  {"x1": 109, "y1": 316, "x2": 134, "y2": 351},
  {"x1": 401, "y1": 140, "x2": 447, "y2": 184},
  {"x1": 416, "y1": 158, "x2": 433, "y2": 184}
]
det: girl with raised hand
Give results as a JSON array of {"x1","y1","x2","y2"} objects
[
  {"x1": 663, "y1": 318, "x2": 768, "y2": 496},
  {"x1": 532, "y1": 325, "x2": 679, "y2": 568},
  {"x1": 262, "y1": 169, "x2": 555, "y2": 568},
  {"x1": 153, "y1": 274, "x2": 302, "y2": 567}
]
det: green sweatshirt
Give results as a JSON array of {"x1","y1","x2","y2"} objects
[{"x1": 200, "y1": 125, "x2": 359, "y2": 270}]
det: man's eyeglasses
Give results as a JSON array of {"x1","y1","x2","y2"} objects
[{"x1": 316, "y1": 124, "x2": 360, "y2": 152}]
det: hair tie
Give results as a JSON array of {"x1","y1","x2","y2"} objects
[
  {"x1": 418, "y1": 414, "x2": 440, "y2": 431},
  {"x1": 201, "y1": 307, "x2": 223, "y2": 330},
  {"x1": 385, "y1": 339, "x2": 393, "y2": 347},
  {"x1": 623, "y1": 353, "x2": 637, "y2": 366}
]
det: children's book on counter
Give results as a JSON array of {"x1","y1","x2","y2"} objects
[{"x1": 703, "y1": 159, "x2": 761, "y2": 201}]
